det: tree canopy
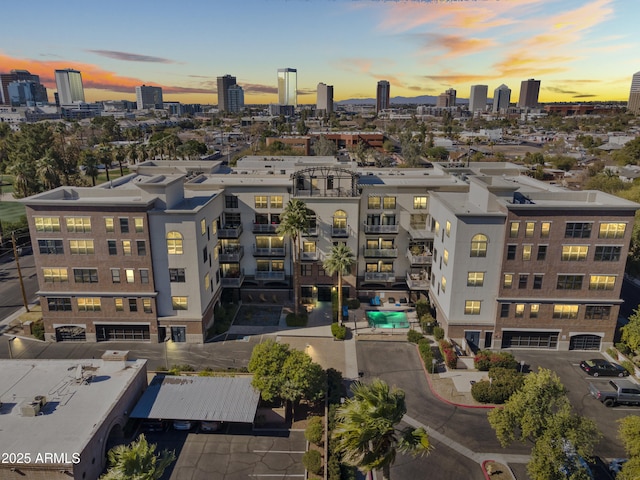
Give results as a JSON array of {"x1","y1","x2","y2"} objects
[
  {"x1": 101, "y1": 434, "x2": 175, "y2": 480},
  {"x1": 621, "y1": 307, "x2": 640, "y2": 353},
  {"x1": 617, "y1": 416, "x2": 640, "y2": 480}
]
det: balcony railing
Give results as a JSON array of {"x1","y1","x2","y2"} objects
[
  {"x1": 331, "y1": 227, "x2": 349, "y2": 238},
  {"x1": 252, "y1": 223, "x2": 279, "y2": 233},
  {"x1": 364, "y1": 248, "x2": 398, "y2": 258},
  {"x1": 254, "y1": 271, "x2": 286, "y2": 281},
  {"x1": 406, "y1": 272, "x2": 429, "y2": 290},
  {"x1": 219, "y1": 246, "x2": 244, "y2": 262},
  {"x1": 363, "y1": 224, "x2": 399, "y2": 234},
  {"x1": 218, "y1": 224, "x2": 243, "y2": 238},
  {"x1": 295, "y1": 188, "x2": 359, "y2": 198},
  {"x1": 364, "y1": 272, "x2": 395, "y2": 282},
  {"x1": 302, "y1": 226, "x2": 319, "y2": 237},
  {"x1": 253, "y1": 246, "x2": 286, "y2": 257},
  {"x1": 301, "y1": 250, "x2": 320, "y2": 261},
  {"x1": 221, "y1": 269, "x2": 244, "y2": 287},
  {"x1": 406, "y1": 249, "x2": 433, "y2": 265}
]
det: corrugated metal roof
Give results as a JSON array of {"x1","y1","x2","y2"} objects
[{"x1": 131, "y1": 375, "x2": 260, "y2": 423}]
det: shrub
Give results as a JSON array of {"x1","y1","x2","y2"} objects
[
  {"x1": 439, "y1": 339, "x2": 458, "y2": 369},
  {"x1": 286, "y1": 312, "x2": 308, "y2": 327},
  {"x1": 616, "y1": 342, "x2": 631, "y2": 355},
  {"x1": 474, "y1": 351, "x2": 518, "y2": 371},
  {"x1": 331, "y1": 322, "x2": 347, "y2": 340},
  {"x1": 622, "y1": 359, "x2": 636, "y2": 375},
  {"x1": 305, "y1": 416, "x2": 324, "y2": 445},
  {"x1": 420, "y1": 313, "x2": 436, "y2": 334},
  {"x1": 433, "y1": 326, "x2": 445, "y2": 341},
  {"x1": 418, "y1": 339, "x2": 434, "y2": 370},
  {"x1": 303, "y1": 449, "x2": 323, "y2": 475},
  {"x1": 606, "y1": 347, "x2": 618, "y2": 359},
  {"x1": 416, "y1": 298, "x2": 430, "y2": 318},
  {"x1": 471, "y1": 367, "x2": 524, "y2": 404},
  {"x1": 31, "y1": 321, "x2": 45, "y2": 341},
  {"x1": 407, "y1": 329, "x2": 424, "y2": 344},
  {"x1": 346, "y1": 298, "x2": 360, "y2": 309}
]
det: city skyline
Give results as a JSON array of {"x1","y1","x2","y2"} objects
[{"x1": 0, "y1": 0, "x2": 638, "y2": 105}]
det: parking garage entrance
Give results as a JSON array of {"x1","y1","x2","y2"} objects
[{"x1": 317, "y1": 286, "x2": 332, "y2": 302}]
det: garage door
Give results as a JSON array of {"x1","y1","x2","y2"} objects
[
  {"x1": 96, "y1": 324, "x2": 150, "y2": 341},
  {"x1": 501, "y1": 331, "x2": 558, "y2": 349},
  {"x1": 569, "y1": 334, "x2": 601, "y2": 351}
]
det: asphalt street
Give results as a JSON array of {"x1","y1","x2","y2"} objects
[{"x1": 0, "y1": 252, "x2": 38, "y2": 325}]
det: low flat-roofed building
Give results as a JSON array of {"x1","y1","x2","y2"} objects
[{"x1": 0, "y1": 351, "x2": 147, "y2": 480}]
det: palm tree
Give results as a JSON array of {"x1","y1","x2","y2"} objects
[
  {"x1": 113, "y1": 145, "x2": 126, "y2": 176},
  {"x1": 81, "y1": 150, "x2": 99, "y2": 186},
  {"x1": 276, "y1": 199, "x2": 310, "y2": 319},
  {"x1": 101, "y1": 434, "x2": 175, "y2": 480},
  {"x1": 36, "y1": 152, "x2": 61, "y2": 190},
  {"x1": 323, "y1": 243, "x2": 355, "y2": 325},
  {"x1": 333, "y1": 379, "x2": 431, "y2": 480}
]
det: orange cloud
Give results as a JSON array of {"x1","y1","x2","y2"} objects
[{"x1": 419, "y1": 34, "x2": 496, "y2": 59}]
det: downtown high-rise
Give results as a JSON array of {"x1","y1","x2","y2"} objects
[
  {"x1": 316, "y1": 82, "x2": 333, "y2": 115},
  {"x1": 55, "y1": 69, "x2": 85, "y2": 105},
  {"x1": 376, "y1": 80, "x2": 390, "y2": 112},
  {"x1": 628, "y1": 71, "x2": 640, "y2": 114},
  {"x1": 277, "y1": 68, "x2": 297, "y2": 107},
  {"x1": 135, "y1": 85, "x2": 164, "y2": 109},
  {"x1": 517, "y1": 79, "x2": 541, "y2": 109},
  {"x1": 217, "y1": 74, "x2": 237, "y2": 112},
  {"x1": 468, "y1": 85, "x2": 488, "y2": 114},
  {"x1": 493, "y1": 84, "x2": 511, "y2": 113}
]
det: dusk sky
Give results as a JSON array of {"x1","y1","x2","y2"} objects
[{"x1": 1, "y1": 0, "x2": 638, "y2": 105}]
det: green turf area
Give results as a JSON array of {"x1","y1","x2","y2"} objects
[
  {"x1": 0, "y1": 201, "x2": 26, "y2": 223},
  {"x1": 96, "y1": 167, "x2": 131, "y2": 184}
]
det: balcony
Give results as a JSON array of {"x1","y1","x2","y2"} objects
[
  {"x1": 406, "y1": 249, "x2": 432, "y2": 265},
  {"x1": 253, "y1": 246, "x2": 286, "y2": 257},
  {"x1": 221, "y1": 269, "x2": 244, "y2": 288},
  {"x1": 301, "y1": 250, "x2": 320, "y2": 261},
  {"x1": 364, "y1": 248, "x2": 398, "y2": 258},
  {"x1": 364, "y1": 272, "x2": 395, "y2": 282},
  {"x1": 219, "y1": 246, "x2": 244, "y2": 262},
  {"x1": 331, "y1": 227, "x2": 349, "y2": 238},
  {"x1": 302, "y1": 226, "x2": 319, "y2": 237},
  {"x1": 252, "y1": 223, "x2": 280, "y2": 233},
  {"x1": 363, "y1": 224, "x2": 399, "y2": 234},
  {"x1": 218, "y1": 224, "x2": 243, "y2": 239},
  {"x1": 406, "y1": 272, "x2": 429, "y2": 290},
  {"x1": 254, "y1": 271, "x2": 286, "y2": 281}
]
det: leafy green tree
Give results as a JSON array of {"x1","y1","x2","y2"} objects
[
  {"x1": 584, "y1": 172, "x2": 626, "y2": 194},
  {"x1": 333, "y1": 379, "x2": 431, "y2": 480},
  {"x1": 550, "y1": 155, "x2": 577, "y2": 172},
  {"x1": 621, "y1": 307, "x2": 640, "y2": 353},
  {"x1": 281, "y1": 349, "x2": 327, "y2": 405},
  {"x1": 101, "y1": 434, "x2": 175, "y2": 480},
  {"x1": 323, "y1": 243, "x2": 355, "y2": 324},
  {"x1": 613, "y1": 137, "x2": 640, "y2": 166},
  {"x1": 248, "y1": 339, "x2": 291, "y2": 402},
  {"x1": 314, "y1": 135, "x2": 337, "y2": 156},
  {"x1": 618, "y1": 416, "x2": 640, "y2": 480}
]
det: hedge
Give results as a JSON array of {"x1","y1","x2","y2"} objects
[
  {"x1": 433, "y1": 326, "x2": 445, "y2": 341},
  {"x1": 331, "y1": 322, "x2": 347, "y2": 340},
  {"x1": 439, "y1": 339, "x2": 458, "y2": 369},
  {"x1": 418, "y1": 339, "x2": 434, "y2": 371},
  {"x1": 303, "y1": 449, "x2": 323, "y2": 475},
  {"x1": 305, "y1": 416, "x2": 324, "y2": 445},
  {"x1": 470, "y1": 367, "x2": 524, "y2": 404},
  {"x1": 407, "y1": 329, "x2": 424, "y2": 344},
  {"x1": 473, "y1": 350, "x2": 518, "y2": 371}
]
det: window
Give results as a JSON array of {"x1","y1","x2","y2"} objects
[
  {"x1": 35, "y1": 217, "x2": 61, "y2": 232},
  {"x1": 470, "y1": 234, "x2": 488, "y2": 257},
  {"x1": 518, "y1": 274, "x2": 528, "y2": 289},
  {"x1": 125, "y1": 269, "x2": 135, "y2": 283},
  {"x1": 368, "y1": 196, "x2": 381, "y2": 209},
  {"x1": 594, "y1": 245, "x2": 622, "y2": 261},
  {"x1": 119, "y1": 217, "x2": 129, "y2": 233},
  {"x1": 169, "y1": 268, "x2": 186, "y2": 282},
  {"x1": 128, "y1": 298, "x2": 137, "y2": 312},
  {"x1": 599, "y1": 223, "x2": 626, "y2": 239},
  {"x1": 537, "y1": 245, "x2": 547, "y2": 261},
  {"x1": 561, "y1": 245, "x2": 588, "y2": 261},
  {"x1": 74, "y1": 268, "x2": 98, "y2": 283},
  {"x1": 107, "y1": 240, "x2": 117, "y2": 255},
  {"x1": 270, "y1": 195, "x2": 283, "y2": 208},
  {"x1": 172, "y1": 297, "x2": 188, "y2": 310},
  {"x1": 433, "y1": 220, "x2": 440, "y2": 233},
  {"x1": 122, "y1": 240, "x2": 132, "y2": 256},
  {"x1": 203, "y1": 246, "x2": 208, "y2": 263},
  {"x1": 48, "y1": 297, "x2": 72, "y2": 311},
  {"x1": 111, "y1": 269, "x2": 121, "y2": 283},
  {"x1": 301, "y1": 264, "x2": 312, "y2": 276},
  {"x1": 503, "y1": 274, "x2": 513, "y2": 288},
  {"x1": 589, "y1": 275, "x2": 616, "y2": 291},
  {"x1": 224, "y1": 212, "x2": 241, "y2": 226},
  {"x1": 522, "y1": 245, "x2": 532, "y2": 261},
  {"x1": 530, "y1": 304, "x2": 540, "y2": 318},
  {"x1": 43, "y1": 268, "x2": 68, "y2": 283},
  {"x1": 467, "y1": 272, "x2": 484, "y2": 287},
  {"x1": 410, "y1": 214, "x2": 427, "y2": 230},
  {"x1": 557, "y1": 275, "x2": 583, "y2": 290},
  {"x1": 212, "y1": 219, "x2": 218, "y2": 235},
  {"x1": 509, "y1": 222, "x2": 520, "y2": 238},
  {"x1": 225, "y1": 195, "x2": 238, "y2": 209},
  {"x1": 66, "y1": 217, "x2": 91, "y2": 233},
  {"x1": 77, "y1": 298, "x2": 101, "y2": 312},
  {"x1": 143, "y1": 298, "x2": 152, "y2": 313},
  {"x1": 464, "y1": 300, "x2": 481, "y2": 315},
  {"x1": 115, "y1": 298, "x2": 124, "y2": 312},
  {"x1": 443, "y1": 249, "x2": 449, "y2": 265},
  {"x1": 441, "y1": 276, "x2": 447, "y2": 293},
  {"x1": 507, "y1": 245, "x2": 517, "y2": 260},
  {"x1": 201, "y1": 218, "x2": 207, "y2": 235},
  {"x1": 255, "y1": 195, "x2": 268, "y2": 208},
  {"x1": 140, "y1": 269, "x2": 149, "y2": 284},
  {"x1": 204, "y1": 273, "x2": 210, "y2": 291},
  {"x1": 500, "y1": 304, "x2": 510, "y2": 318},
  {"x1": 541, "y1": 222, "x2": 551, "y2": 237},
  {"x1": 585, "y1": 305, "x2": 611, "y2": 320},
  {"x1": 134, "y1": 217, "x2": 144, "y2": 233},
  {"x1": 515, "y1": 304, "x2": 525, "y2": 318},
  {"x1": 445, "y1": 221, "x2": 451, "y2": 237},
  {"x1": 525, "y1": 222, "x2": 535, "y2": 238},
  {"x1": 137, "y1": 240, "x2": 146, "y2": 256},
  {"x1": 167, "y1": 231, "x2": 183, "y2": 254},
  {"x1": 383, "y1": 196, "x2": 396, "y2": 209},
  {"x1": 38, "y1": 239, "x2": 64, "y2": 254},
  {"x1": 533, "y1": 275, "x2": 543, "y2": 289},
  {"x1": 105, "y1": 217, "x2": 114, "y2": 232},
  {"x1": 553, "y1": 304, "x2": 579, "y2": 319},
  {"x1": 413, "y1": 196, "x2": 428, "y2": 209},
  {"x1": 69, "y1": 240, "x2": 94, "y2": 254},
  {"x1": 565, "y1": 222, "x2": 592, "y2": 238}
]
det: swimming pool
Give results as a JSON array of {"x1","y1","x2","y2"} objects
[{"x1": 366, "y1": 310, "x2": 410, "y2": 329}]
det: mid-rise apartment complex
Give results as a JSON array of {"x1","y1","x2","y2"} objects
[{"x1": 21, "y1": 159, "x2": 638, "y2": 352}]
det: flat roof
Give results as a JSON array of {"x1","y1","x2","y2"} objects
[
  {"x1": 131, "y1": 375, "x2": 260, "y2": 423},
  {"x1": 0, "y1": 357, "x2": 146, "y2": 460}
]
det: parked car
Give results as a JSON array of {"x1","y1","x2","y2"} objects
[
  {"x1": 200, "y1": 421, "x2": 222, "y2": 433},
  {"x1": 589, "y1": 379, "x2": 640, "y2": 407},
  {"x1": 172, "y1": 420, "x2": 193, "y2": 431},
  {"x1": 142, "y1": 420, "x2": 167, "y2": 432},
  {"x1": 580, "y1": 359, "x2": 628, "y2": 377}
]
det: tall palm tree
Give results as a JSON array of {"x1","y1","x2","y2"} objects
[
  {"x1": 113, "y1": 145, "x2": 126, "y2": 176},
  {"x1": 323, "y1": 243, "x2": 355, "y2": 325},
  {"x1": 101, "y1": 434, "x2": 175, "y2": 480},
  {"x1": 81, "y1": 150, "x2": 99, "y2": 186},
  {"x1": 276, "y1": 199, "x2": 310, "y2": 319},
  {"x1": 333, "y1": 379, "x2": 431, "y2": 480}
]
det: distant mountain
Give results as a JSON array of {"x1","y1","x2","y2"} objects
[{"x1": 336, "y1": 95, "x2": 470, "y2": 105}]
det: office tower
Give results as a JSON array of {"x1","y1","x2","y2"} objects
[
  {"x1": 376, "y1": 80, "x2": 390, "y2": 112},
  {"x1": 316, "y1": 82, "x2": 333, "y2": 115},
  {"x1": 278, "y1": 68, "x2": 297, "y2": 107},
  {"x1": 469, "y1": 85, "x2": 488, "y2": 113},
  {"x1": 217, "y1": 74, "x2": 237, "y2": 112},
  {"x1": 135, "y1": 85, "x2": 164, "y2": 109},
  {"x1": 227, "y1": 84, "x2": 244, "y2": 113},
  {"x1": 517, "y1": 79, "x2": 541, "y2": 108},
  {"x1": 437, "y1": 88, "x2": 456, "y2": 108},
  {"x1": 492, "y1": 84, "x2": 511, "y2": 113},
  {"x1": 628, "y1": 71, "x2": 640, "y2": 114},
  {"x1": 8, "y1": 80, "x2": 48, "y2": 106},
  {"x1": 1, "y1": 69, "x2": 43, "y2": 105},
  {"x1": 55, "y1": 69, "x2": 85, "y2": 105}
]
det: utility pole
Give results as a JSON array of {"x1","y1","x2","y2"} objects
[{"x1": 11, "y1": 231, "x2": 29, "y2": 313}]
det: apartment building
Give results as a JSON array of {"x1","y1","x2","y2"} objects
[{"x1": 22, "y1": 158, "x2": 638, "y2": 351}]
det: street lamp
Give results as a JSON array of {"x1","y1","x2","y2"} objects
[{"x1": 8, "y1": 336, "x2": 16, "y2": 359}]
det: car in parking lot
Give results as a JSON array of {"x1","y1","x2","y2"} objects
[
  {"x1": 580, "y1": 359, "x2": 629, "y2": 377},
  {"x1": 200, "y1": 421, "x2": 222, "y2": 433},
  {"x1": 142, "y1": 420, "x2": 167, "y2": 432},
  {"x1": 172, "y1": 420, "x2": 193, "y2": 431}
]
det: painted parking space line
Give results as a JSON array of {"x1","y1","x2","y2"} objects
[
  {"x1": 252, "y1": 450, "x2": 306, "y2": 454},
  {"x1": 248, "y1": 475, "x2": 305, "y2": 477}
]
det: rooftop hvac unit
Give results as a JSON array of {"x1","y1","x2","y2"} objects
[
  {"x1": 20, "y1": 400, "x2": 41, "y2": 417},
  {"x1": 34, "y1": 395, "x2": 47, "y2": 407}
]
